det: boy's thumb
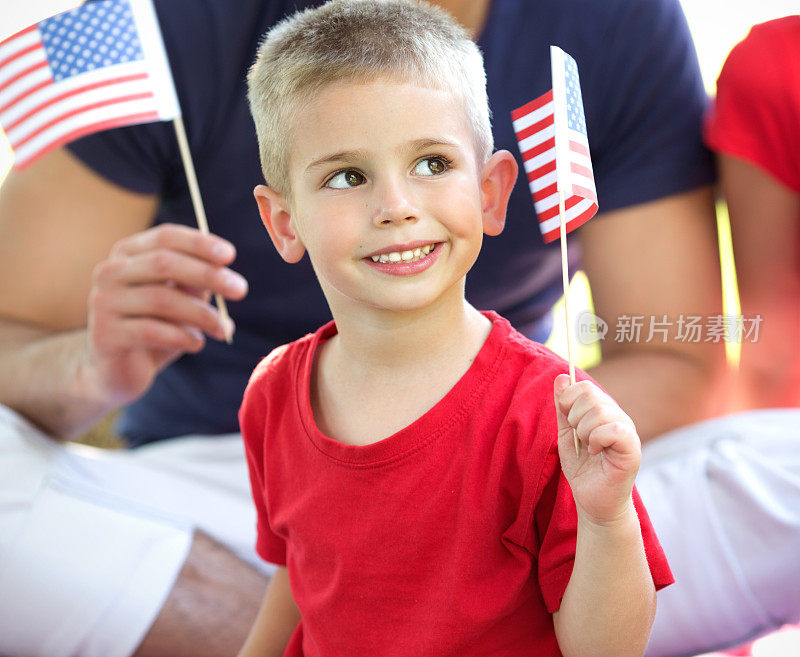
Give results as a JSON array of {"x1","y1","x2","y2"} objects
[{"x1": 553, "y1": 374, "x2": 572, "y2": 434}]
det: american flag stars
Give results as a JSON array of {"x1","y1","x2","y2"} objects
[
  {"x1": 0, "y1": 0, "x2": 180, "y2": 169},
  {"x1": 39, "y1": 0, "x2": 144, "y2": 82},
  {"x1": 564, "y1": 56, "x2": 587, "y2": 136}
]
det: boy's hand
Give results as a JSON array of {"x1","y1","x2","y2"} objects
[{"x1": 553, "y1": 374, "x2": 641, "y2": 525}]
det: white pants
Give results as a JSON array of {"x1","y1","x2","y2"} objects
[
  {"x1": 0, "y1": 404, "x2": 798, "y2": 657},
  {"x1": 640, "y1": 410, "x2": 800, "y2": 656},
  {"x1": 0, "y1": 404, "x2": 271, "y2": 657}
]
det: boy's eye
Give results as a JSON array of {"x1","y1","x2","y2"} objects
[
  {"x1": 412, "y1": 156, "x2": 450, "y2": 176},
  {"x1": 327, "y1": 169, "x2": 365, "y2": 189}
]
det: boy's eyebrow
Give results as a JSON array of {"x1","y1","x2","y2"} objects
[
  {"x1": 304, "y1": 138, "x2": 461, "y2": 174},
  {"x1": 305, "y1": 149, "x2": 370, "y2": 173},
  {"x1": 404, "y1": 137, "x2": 461, "y2": 153}
]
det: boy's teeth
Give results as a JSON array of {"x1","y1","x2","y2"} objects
[{"x1": 370, "y1": 244, "x2": 436, "y2": 264}]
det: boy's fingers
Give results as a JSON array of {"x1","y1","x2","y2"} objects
[
  {"x1": 554, "y1": 374, "x2": 641, "y2": 467},
  {"x1": 564, "y1": 385, "x2": 620, "y2": 429},
  {"x1": 555, "y1": 379, "x2": 598, "y2": 408},
  {"x1": 586, "y1": 422, "x2": 641, "y2": 464},
  {"x1": 573, "y1": 403, "x2": 619, "y2": 440},
  {"x1": 553, "y1": 374, "x2": 573, "y2": 434},
  {"x1": 554, "y1": 373, "x2": 570, "y2": 395}
]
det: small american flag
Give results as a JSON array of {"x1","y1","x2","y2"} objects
[
  {"x1": 511, "y1": 46, "x2": 598, "y2": 244},
  {"x1": 0, "y1": 0, "x2": 179, "y2": 169}
]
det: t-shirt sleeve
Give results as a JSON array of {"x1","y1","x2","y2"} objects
[
  {"x1": 534, "y1": 444, "x2": 674, "y2": 613},
  {"x1": 630, "y1": 487, "x2": 674, "y2": 592},
  {"x1": 239, "y1": 362, "x2": 288, "y2": 566},
  {"x1": 588, "y1": 0, "x2": 714, "y2": 211},
  {"x1": 704, "y1": 19, "x2": 800, "y2": 192},
  {"x1": 533, "y1": 438, "x2": 577, "y2": 613},
  {"x1": 66, "y1": 121, "x2": 178, "y2": 195}
]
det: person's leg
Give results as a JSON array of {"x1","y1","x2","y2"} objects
[
  {"x1": 132, "y1": 531, "x2": 267, "y2": 657},
  {"x1": 0, "y1": 404, "x2": 268, "y2": 657},
  {"x1": 638, "y1": 410, "x2": 800, "y2": 657}
]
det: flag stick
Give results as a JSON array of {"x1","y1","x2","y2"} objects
[
  {"x1": 558, "y1": 191, "x2": 580, "y2": 457},
  {"x1": 172, "y1": 116, "x2": 233, "y2": 344}
]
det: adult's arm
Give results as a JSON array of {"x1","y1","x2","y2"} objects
[
  {"x1": 579, "y1": 185, "x2": 729, "y2": 442},
  {"x1": 0, "y1": 147, "x2": 247, "y2": 439},
  {"x1": 719, "y1": 155, "x2": 800, "y2": 409}
]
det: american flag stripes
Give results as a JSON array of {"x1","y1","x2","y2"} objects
[
  {"x1": 0, "y1": 0, "x2": 180, "y2": 169},
  {"x1": 511, "y1": 46, "x2": 598, "y2": 244}
]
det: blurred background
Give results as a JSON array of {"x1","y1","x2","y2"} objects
[{"x1": 2, "y1": 1, "x2": 797, "y2": 369}]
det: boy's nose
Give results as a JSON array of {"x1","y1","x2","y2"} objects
[{"x1": 371, "y1": 177, "x2": 419, "y2": 226}]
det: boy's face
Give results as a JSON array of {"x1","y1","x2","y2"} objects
[{"x1": 256, "y1": 79, "x2": 516, "y2": 317}]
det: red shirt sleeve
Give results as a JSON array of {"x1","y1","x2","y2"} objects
[
  {"x1": 704, "y1": 17, "x2": 800, "y2": 192},
  {"x1": 534, "y1": 439, "x2": 577, "y2": 613},
  {"x1": 239, "y1": 355, "x2": 289, "y2": 566},
  {"x1": 534, "y1": 443, "x2": 674, "y2": 614}
]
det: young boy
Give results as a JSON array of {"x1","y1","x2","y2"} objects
[{"x1": 238, "y1": 1, "x2": 672, "y2": 656}]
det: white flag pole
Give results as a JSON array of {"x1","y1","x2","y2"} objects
[
  {"x1": 173, "y1": 116, "x2": 234, "y2": 344},
  {"x1": 558, "y1": 193, "x2": 576, "y2": 388},
  {"x1": 551, "y1": 46, "x2": 579, "y2": 457},
  {"x1": 558, "y1": 192, "x2": 579, "y2": 458},
  {"x1": 129, "y1": 0, "x2": 234, "y2": 344}
]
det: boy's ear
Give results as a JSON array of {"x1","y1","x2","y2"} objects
[
  {"x1": 253, "y1": 184, "x2": 306, "y2": 263},
  {"x1": 480, "y1": 150, "x2": 519, "y2": 237}
]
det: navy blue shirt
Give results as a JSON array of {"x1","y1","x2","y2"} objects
[{"x1": 68, "y1": 0, "x2": 713, "y2": 446}]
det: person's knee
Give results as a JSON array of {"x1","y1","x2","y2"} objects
[{"x1": 132, "y1": 531, "x2": 268, "y2": 657}]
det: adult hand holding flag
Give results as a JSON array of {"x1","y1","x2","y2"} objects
[{"x1": 0, "y1": 0, "x2": 234, "y2": 342}]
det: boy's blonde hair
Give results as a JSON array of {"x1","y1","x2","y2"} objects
[{"x1": 247, "y1": 0, "x2": 494, "y2": 197}]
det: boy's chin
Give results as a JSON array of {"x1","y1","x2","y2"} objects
[
  {"x1": 365, "y1": 288, "x2": 467, "y2": 316},
  {"x1": 321, "y1": 274, "x2": 469, "y2": 318}
]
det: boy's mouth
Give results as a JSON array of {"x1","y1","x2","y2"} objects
[{"x1": 368, "y1": 243, "x2": 437, "y2": 264}]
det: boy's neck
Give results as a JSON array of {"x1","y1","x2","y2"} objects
[
  {"x1": 311, "y1": 293, "x2": 492, "y2": 446},
  {"x1": 331, "y1": 296, "x2": 487, "y2": 370}
]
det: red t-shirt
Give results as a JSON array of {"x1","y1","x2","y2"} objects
[
  {"x1": 240, "y1": 311, "x2": 673, "y2": 657},
  {"x1": 704, "y1": 16, "x2": 800, "y2": 192}
]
